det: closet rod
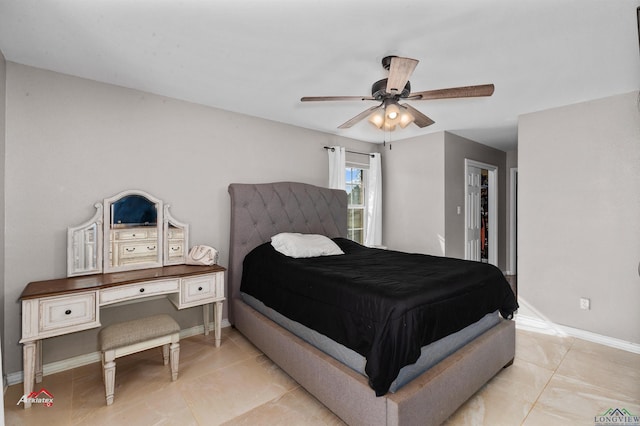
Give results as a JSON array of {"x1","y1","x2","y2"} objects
[{"x1": 323, "y1": 146, "x2": 375, "y2": 158}]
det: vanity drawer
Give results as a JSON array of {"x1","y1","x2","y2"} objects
[
  {"x1": 112, "y1": 228, "x2": 157, "y2": 241},
  {"x1": 117, "y1": 242, "x2": 158, "y2": 260},
  {"x1": 171, "y1": 272, "x2": 224, "y2": 308},
  {"x1": 181, "y1": 275, "x2": 216, "y2": 304},
  {"x1": 167, "y1": 242, "x2": 184, "y2": 258},
  {"x1": 39, "y1": 293, "x2": 98, "y2": 334},
  {"x1": 100, "y1": 279, "x2": 179, "y2": 305}
]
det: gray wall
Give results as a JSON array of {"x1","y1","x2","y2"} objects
[
  {"x1": 518, "y1": 91, "x2": 640, "y2": 344},
  {"x1": 381, "y1": 131, "x2": 510, "y2": 272},
  {"x1": 0, "y1": 49, "x2": 6, "y2": 384},
  {"x1": 3, "y1": 63, "x2": 376, "y2": 376},
  {"x1": 443, "y1": 132, "x2": 508, "y2": 270},
  {"x1": 382, "y1": 132, "x2": 446, "y2": 255}
]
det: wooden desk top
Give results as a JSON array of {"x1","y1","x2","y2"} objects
[{"x1": 21, "y1": 264, "x2": 226, "y2": 300}]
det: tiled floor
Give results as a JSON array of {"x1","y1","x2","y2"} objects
[{"x1": 4, "y1": 326, "x2": 639, "y2": 425}]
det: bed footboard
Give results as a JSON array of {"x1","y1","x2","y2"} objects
[
  {"x1": 233, "y1": 299, "x2": 388, "y2": 426},
  {"x1": 385, "y1": 319, "x2": 516, "y2": 426},
  {"x1": 233, "y1": 298, "x2": 516, "y2": 426}
]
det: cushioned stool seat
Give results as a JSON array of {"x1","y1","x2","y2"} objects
[{"x1": 98, "y1": 314, "x2": 180, "y2": 405}]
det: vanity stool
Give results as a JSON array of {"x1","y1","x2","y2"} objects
[{"x1": 98, "y1": 314, "x2": 180, "y2": 405}]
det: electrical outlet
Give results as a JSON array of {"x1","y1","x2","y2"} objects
[{"x1": 580, "y1": 297, "x2": 590, "y2": 310}]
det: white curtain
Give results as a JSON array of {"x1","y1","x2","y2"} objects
[
  {"x1": 327, "y1": 146, "x2": 346, "y2": 189},
  {"x1": 364, "y1": 153, "x2": 382, "y2": 247}
]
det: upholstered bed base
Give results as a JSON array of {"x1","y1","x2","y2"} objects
[
  {"x1": 234, "y1": 298, "x2": 515, "y2": 426},
  {"x1": 228, "y1": 182, "x2": 515, "y2": 426}
]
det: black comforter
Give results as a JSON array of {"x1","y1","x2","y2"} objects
[{"x1": 241, "y1": 238, "x2": 518, "y2": 396}]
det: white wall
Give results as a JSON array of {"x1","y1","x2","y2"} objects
[
  {"x1": 518, "y1": 91, "x2": 640, "y2": 344},
  {"x1": 3, "y1": 63, "x2": 376, "y2": 376},
  {"x1": 382, "y1": 132, "x2": 445, "y2": 255}
]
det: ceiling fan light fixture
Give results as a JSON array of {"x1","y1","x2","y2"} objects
[
  {"x1": 368, "y1": 102, "x2": 415, "y2": 131},
  {"x1": 368, "y1": 109, "x2": 385, "y2": 129},
  {"x1": 385, "y1": 103, "x2": 400, "y2": 121},
  {"x1": 382, "y1": 122, "x2": 396, "y2": 132},
  {"x1": 398, "y1": 110, "x2": 415, "y2": 128}
]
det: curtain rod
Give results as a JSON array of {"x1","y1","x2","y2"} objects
[{"x1": 323, "y1": 146, "x2": 375, "y2": 158}]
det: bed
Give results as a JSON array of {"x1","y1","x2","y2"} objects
[{"x1": 228, "y1": 181, "x2": 517, "y2": 426}]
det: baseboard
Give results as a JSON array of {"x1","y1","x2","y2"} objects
[
  {"x1": 516, "y1": 314, "x2": 640, "y2": 354},
  {"x1": 5, "y1": 320, "x2": 231, "y2": 387},
  {"x1": 8, "y1": 316, "x2": 637, "y2": 386}
]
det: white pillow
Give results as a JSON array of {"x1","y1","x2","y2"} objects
[{"x1": 271, "y1": 233, "x2": 344, "y2": 258}]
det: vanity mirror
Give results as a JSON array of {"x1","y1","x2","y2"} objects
[
  {"x1": 104, "y1": 190, "x2": 162, "y2": 273},
  {"x1": 67, "y1": 190, "x2": 189, "y2": 277}
]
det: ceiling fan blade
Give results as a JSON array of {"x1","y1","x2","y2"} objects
[
  {"x1": 386, "y1": 57, "x2": 419, "y2": 95},
  {"x1": 400, "y1": 103, "x2": 435, "y2": 128},
  {"x1": 337, "y1": 105, "x2": 382, "y2": 129},
  {"x1": 410, "y1": 84, "x2": 495, "y2": 100},
  {"x1": 301, "y1": 95, "x2": 375, "y2": 102}
]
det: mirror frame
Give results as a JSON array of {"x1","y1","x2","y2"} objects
[
  {"x1": 67, "y1": 203, "x2": 104, "y2": 277},
  {"x1": 67, "y1": 190, "x2": 189, "y2": 277},
  {"x1": 164, "y1": 204, "x2": 190, "y2": 266}
]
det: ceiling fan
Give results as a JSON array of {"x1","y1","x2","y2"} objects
[{"x1": 300, "y1": 56, "x2": 495, "y2": 131}]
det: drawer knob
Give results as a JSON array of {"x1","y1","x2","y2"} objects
[
  {"x1": 147, "y1": 246, "x2": 156, "y2": 250},
  {"x1": 139, "y1": 288, "x2": 145, "y2": 293},
  {"x1": 125, "y1": 247, "x2": 136, "y2": 252},
  {"x1": 65, "y1": 309, "x2": 72, "y2": 315},
  {"x1": 198, "y1": 286, "x2": 203, "y2": 291}
]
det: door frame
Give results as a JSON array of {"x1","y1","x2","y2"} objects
[
  {"x1": 464, "y1": 159, "x2": 498, "y2": 266},
  {"x1": 509, "y1": 167, "x2": 518, "y2": 274}
]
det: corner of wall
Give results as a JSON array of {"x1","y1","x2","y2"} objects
[{"x1": 0, "y1": 47, "x2": 7, "y2": 410}]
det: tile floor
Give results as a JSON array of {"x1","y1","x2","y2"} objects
[{"x1": 4, "y1": 326, "x2": 639, "y2": 425}]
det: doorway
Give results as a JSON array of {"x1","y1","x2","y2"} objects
[{"x1": 465, "y1": 159, "x2": 498, "y2": 266}]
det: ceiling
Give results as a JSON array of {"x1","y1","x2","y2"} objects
[{"x1": 0, "y1": 0, "x2": 639, "y2": 152}]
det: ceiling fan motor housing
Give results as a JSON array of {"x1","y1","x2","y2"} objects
[
  {"x1": 371, "y1": 78, "x2": 411, "y2": 100},
  {"x1": 381, "y1": 55, "x2": 395, "y2": 70}
]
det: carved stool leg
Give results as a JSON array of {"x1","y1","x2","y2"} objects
[
  {"x1": 101, "y1": 352, "x2": 105, "y2": 383},
  {"x1": 162, "y1": 344, "x2": 169, "y2": 366},
  {"x1": 103, "y1": 350, "x2": 116, "y2": 406}
]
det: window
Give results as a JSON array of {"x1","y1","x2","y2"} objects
[{"x1": 345, "y1": 166, "x2": 366, "y2": 244}]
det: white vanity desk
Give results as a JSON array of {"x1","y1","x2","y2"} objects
[
  {"x1": 19, "y1": 189, "x2": 224, "y2": 408},
  {"x1": 19, "y1": 264, "x2": 225, "y2": 408}
]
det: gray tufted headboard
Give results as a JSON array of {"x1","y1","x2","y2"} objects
[{"x1": 227, "y1": 182, "x2": 348, "y2": 324}]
